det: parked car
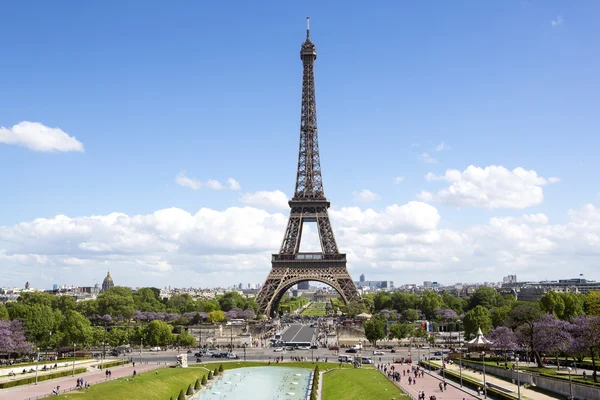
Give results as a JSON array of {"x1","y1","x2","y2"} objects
[
  {"x1": 361, "y1": 357, "x2": 373, "y2": 364},
  {"x1": 310, "y1": 345, "x2": 318, "y2": 349},
  {"x1": 274, "y1": 347, "x2": 284, "y2": 352},
  {"x1": 373, "y1": 351, "x2": 385, "y2": 355},
  {"x1": 150, "y1": 347, "x2": 161, "y2": 352},
  {"x1": 329, "y1": 346, "x2": 339, "y2": 351},
  {"x1": 227, "y1": 353, "x2": 239, "y2": 359},
  {"x1": 298, "y1": 346, "x2": 310, "y2": 350},
  {"x1": 345, "y1": 348, "x2": 357, "y2": 353}
]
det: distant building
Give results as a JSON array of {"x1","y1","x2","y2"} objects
[
  {"x1": 503, "y1": 275, "x2": 517, "y2": 284},
  {"x1": 297, "y1": 281, "x2": 310, "y2": 290},
  {"x1": 423, "y1": 281, "x2": 440, "y2": 288},
  {"x1": 359, "y1": 274, "x2": 366, "y2": 282},
  {"x1": 25, "y1": 281, "x2": 30, "y2": 290},
  {"x1": 355, "y1": 280, "x2": 393, "y2": 290},
  {"x1": 101, "y1": 271, "x2": 115, "y2": 292}
]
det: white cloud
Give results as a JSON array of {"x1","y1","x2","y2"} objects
[
  {"x1": 551, "y1": 16, "x2": 563, "y2": 26},
  {"x1": 548, "y1": 177, "x2": 560, "y2": 184},
  {"x1": 523, "y1": 213, "x2": 549, "y2": 224},
  {"x1": 417, "y1": 191, "x2": 434, "y2": 202},
  {"x1": 422, "y1": 165, "x2": 549, "y2": 209},
  {"x1": 175, "y1": 172, "x2": 241, "y2": 191},
  {"x1": 419, "y1": 152, "x2": 438, "y2": 163},
  {"x1": 394, "y1": 177, "x2": 404, "y2": 184},
  {"x1": 240, "y1": 190, "x2": 289, "y2": 210},
  {"x1": 0, "y1": 121, "x2": 84, "y2": 152},
  {"x1": 353, "y1": 189, "x2": 379, "y2": 202},
  {"x1": 1, "y1": 201, "x2": 600, "y2": 287},
  {"x1": 435, "y1": 142, "x2": 451, "y2": 151}
]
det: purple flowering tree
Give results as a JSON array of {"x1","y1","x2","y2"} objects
[
  {"x1": 533, "y1": 314, "x2": 572, "y2": 369},
  {"x1": 489, "y1": 326, "x2": 518, "y2": 360},
  {"x1": 570, "y1": 316, "x2": 600, "y2": 378},
  {"x1": 0, "y1": 320, "x2": 29, "y2": 356},
  {"x1": 241, "y1": 309, "x2": 256, "y2": 320}
]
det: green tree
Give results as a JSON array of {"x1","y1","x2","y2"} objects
[
  {"x1": 491, "y1": 305, "x2": 511, "y2": 328},
  {"x1": 508, "y1": 302, "x2": 543, "y2": 367},
  {"x1": 468, "y1": 287, "x2": 501, "y2": 311},
  {"x1": 59, "y1": 310, "x2": 93, "y2": 346},
  {"x1": 96, "y1": 287, "x2": 135, "y2": 320},
  {"x1": 167, "y1": 294, "x2": 198, "y2": 313},
  {"x1": 217, "y1": 292, "x2": 246, "y2": 312},
  {"x1": 442, "y1": 292, "x2": 466, "y2": 314},
  {"x1": 401, "y1": 309, "x2": 419, "y2": 323},
  {"x1": 208, "y1": 310, "x2": 225, "y2": 323},
  {"x1": 176, "y1": 330, "x2": 197, "y2": 347},
  {"x1": 388, "y1": 323, "x2": 412, "y2": 342},
  {"x1": 133, "y1": 287, "x2": 165, "y2": 312},
  {"x1": 463, "y1": 305, "x2": 492, "y2": 338},
  {"x1": 9, "y1": 303, "x2": 62, "y2": 346},
  {"x1": 76, "y1": 299, "x2": 98, "y2": 318},
  {"x1": 198, "y1": 299, "x2": 220, "y2": 312},
  {"x1": 391, "y1": 292, "x2": 420, "y2": 313},
  {"x1": 539, "y1": 291, "x2": 566, "y2": 318},
  {"x1": 142, "y1": 320, "x2": 174, "y2": 347},
  {"x1": 420, "y1": 290, "x2": 443, "y2": 320},
  {"x1": 364, "y1": 317, "x2": 386, "y2": 346},
  {"x1": 0, "y1": 304, "x2": 8, "y2": 320},
  {"x1": 345, "y1": 299, "x2": 369, "y2": 317},
  {"x1": 17, "y1": 292, "x2": 54, "y2": 307},
  {"x1": 561, "y1": 293, "x2": 584, "y2": 321},
  {"x1": 52, "y1": 296, "x2": 77, "y2": 314},
  {"x1": 586, "y1": 290, "x2": 600, "y2": 316}
]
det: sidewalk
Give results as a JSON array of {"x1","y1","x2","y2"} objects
[
  {"x1": 388, "y1": 365, "x2": 480, "y2": 400},
  {"x1": 0, "y1": 360, "x2": 99, "y2": 380},
  {"x1": 441, "y1": 362, "x2": 557, "y2": 400},
  {"x1": 0, "y1": 362, "x2": 163, "y2": 400}
]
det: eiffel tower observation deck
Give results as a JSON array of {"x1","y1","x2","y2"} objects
[{"x1": 256, "y1": 18, "x2": 360, "y2": 316}]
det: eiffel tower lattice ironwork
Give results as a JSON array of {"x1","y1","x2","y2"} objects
[{"x1": 256, "y1": 18, "x2": 360, "y2": 317}]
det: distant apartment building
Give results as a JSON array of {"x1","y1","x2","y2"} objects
[
  {"x1": 297, "y1": 281, "x2": 310, "y2": 290},
  {"x1": 423, "y1": 281, "x2": 441, "y2": 288},
  {"x1": 503, "y1": 275, "x2": 517, "y2": 284}
]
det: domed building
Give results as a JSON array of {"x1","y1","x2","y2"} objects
[{"x1": 101, "y1": 271, "x2": 114, "y2": 292}]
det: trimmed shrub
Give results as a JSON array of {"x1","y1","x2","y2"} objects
[
  {"x1": 218, "y1": 364, "x2": 223, "y2": 373},
  {"x1": 201, "y1": 375, "x2": 208, "y2": 385},
  {"x1": 186, "y1": 384, "x2": 194, "y2": 395},
  {"x1": 177, "y1": 389, "x2": 185, "y2": 400},
  {"x1": 214, "y1": 367, "x2": 218, "y2": 376},
  {"x1": 0, "y1": 367, "x2": 88, "y2": 389},
  {"x1": 208, "y1": 371, "x2": 214, "y2": 380},
  {"x1": 194, "y1": 378, "x2": 200, "y2": 390}
]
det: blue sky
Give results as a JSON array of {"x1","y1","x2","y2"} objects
[{"x1": 1, "y1": 1, "x2": 599, "y2": 289}]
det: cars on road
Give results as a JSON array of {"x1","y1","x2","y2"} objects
[
  {"x1": 345, "y1": 348, "x2": 357, "y2": 353},
  {"x1": 273, "y1": 347, "x2": 284, "y2": 352},
  {"x1": 373, "y1": 351, "x2": 385, "y2": 355},
  {"x1": 328, "y1": 346, "x2": 339, "y2": 351}
]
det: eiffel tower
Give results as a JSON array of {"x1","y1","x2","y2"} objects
[{"x1": 256, "y1": 18, "x2": 360, "y2": 317}]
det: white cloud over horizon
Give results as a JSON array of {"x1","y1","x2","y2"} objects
[
  {"x1": 419, "y1": 152, "x2": 437, "y2": 163},
  {"x1": 240, "y1": 190, "x2": 289, "y2": 210},
  {"x1": 1, "y1": 200, "x2": 599, "y2": 289},
  {"x1": 421, "y1": 165, "x2": 558, "y2": 209},
  {"x1": 353, "y1": 189, "x2": 379, "y2": 202},
  {"x1": 176, "y1": 172, "x2": 241, "y2": 191},
  {"x1": 0, "y1": 121, "x2": 84, "y2": 152}
]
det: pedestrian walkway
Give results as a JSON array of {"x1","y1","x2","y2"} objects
[
  {"x1": 441, "y1": 362, "x2": 557, "y2": 400},
  {"x1": 391, "y1": 366, "x2": 480, "y2": 400},
  {"x1": 0, "y1": 362, "x2": 163, "y2": 400},
  {"x1": 0, "y1": 360, "x2": 98, "y2": 381}
]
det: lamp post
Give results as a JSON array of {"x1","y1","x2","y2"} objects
[
  {"x1": 515, "y1": 356, "x2": 521, "y2": 400},
  {"x1": 243, "y1": 344, "x2": 246, "y2": 362},
  {"x1": 101, "y1": 323, "x2": 107, "y2": 370},
  {"x1": 459, "y1": 350, "x2": 463, "y2": 387},
  {"x1": 72, "y1": 343, "x2": 76, "y2": 377},
  {"x1": 567, "y1": 367, "x2": 573, "y2": 400},
  {"x1": 35, "y1": 346, "x2": 39, "y2": 385},
  {"x1": 140, "y1": 338, "x2": 143, "y2": 364},
  {"x1": 481, "y1": 351, "x2": 487, "y2": 398}
]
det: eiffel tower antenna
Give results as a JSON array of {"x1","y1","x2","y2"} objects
[{"x1": 256, "y1": 20, "x2": 360, "y2": 317}]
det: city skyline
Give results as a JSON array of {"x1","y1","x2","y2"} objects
[{"x1": 2, "y1": 2, "x2": 600, "y2": 288}]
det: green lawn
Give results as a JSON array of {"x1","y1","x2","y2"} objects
[
  {"x1": 56, "y1": 367, "x2": 207, "y2": 400},
  {"x1": 301, "y1": 302, "x2": 327, "y2": 317},
  {"x1": 322, "y1": 368, "x2": 408, "y2": 400}
]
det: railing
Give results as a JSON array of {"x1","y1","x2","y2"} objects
[{"x1": 272, "y1": 253, "x2": 346, "y2": 261}]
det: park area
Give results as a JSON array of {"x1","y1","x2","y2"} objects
[
  {"x1": 51, "y1": 361, "x2": 406, "y2": 400},
  {"x1": 301, "y1": 302, "x2": 327, "y2": 317}
]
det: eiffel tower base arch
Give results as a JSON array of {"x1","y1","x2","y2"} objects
[{"x1": 256, "y1": 262, "x2": 360, "y2": 317}]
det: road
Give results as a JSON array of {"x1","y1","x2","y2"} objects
[{"x1": 280, "y1": 324, "x2": 315, "y2": 344}]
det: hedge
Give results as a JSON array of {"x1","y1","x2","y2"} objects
[
  {"x1": 96, "y1": 360, "x2": 131, "y2": 369},
  {"x1": 0, "y1": 367, "x2": 88, "y2": 389}
]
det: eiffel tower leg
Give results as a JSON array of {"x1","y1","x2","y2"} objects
[
  {"x1": 279, "y1": 215, "x2": 303, "y2": 255},
  {"x1": 316, "y1": 211, "x2": 339, "y2": 254}
]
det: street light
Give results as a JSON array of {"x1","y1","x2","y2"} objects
[
  {"x1": 481, "y1": 351, "x2": 487, "y2": 398},
  {"x1": 567, "y1": 367, "x2": 573, "y2": 400},
  {"x1": 35, "y1": 346, "x2": 39, "y2": 385},
  {"x1": 72, "y1": 343, "x2": 76, "y2": 377},
  {"x1": 515, "y1": 356, "x2": 521, "y2": 400},
  {"x1": 140, "y1": 338, "x2": 143, "y2": 364},
  {"x1": 243, "y1": 344, "x2": 246, "y2": 362},
  {"x1": 459, "y1": 350, "x2": 463, "y2": 387}
]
